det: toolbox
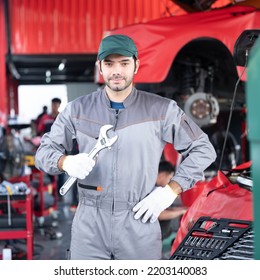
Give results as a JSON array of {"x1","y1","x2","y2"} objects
[{"x1": 170, "y1": 217, "x2": 254, "y2": 260}]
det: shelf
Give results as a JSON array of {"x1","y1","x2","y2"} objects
[{"x1": 0, "y1": 179, "x2": 33, "y2": 260}]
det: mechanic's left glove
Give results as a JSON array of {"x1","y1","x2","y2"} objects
[{"x1": 133, "y1": 185, "x2": 178, "y2": 223}]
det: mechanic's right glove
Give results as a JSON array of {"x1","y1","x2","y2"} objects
[{"x1": 62, "y1": 153, "x2": 95, "y2": 179}]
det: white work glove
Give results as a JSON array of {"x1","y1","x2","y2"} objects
[
  {"x1": 62, "y1": 153, "x2": 95, "y2": 180},
  {"x1": 133, "y1": 185, "x2": 178, "y2": 223}
]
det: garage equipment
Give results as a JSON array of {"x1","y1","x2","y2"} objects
[
  {"x1": 0, "y1": 175, "x2": 33, "y2": 260},
  {"x1": 170, "y1": 217, "x2": 254, "y2": 260}
]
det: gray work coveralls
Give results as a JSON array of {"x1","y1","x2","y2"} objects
[{"x1": 35, "y1": 88, "x2": 216, "y2": 259}]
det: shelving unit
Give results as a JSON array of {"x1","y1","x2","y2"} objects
[{"x1": 0, "y1": 175, "x2": 33, "y2": 260}]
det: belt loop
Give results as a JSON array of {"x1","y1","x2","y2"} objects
[{"x1": 128, "y1": 201, "x2": 135, "y2": 210}]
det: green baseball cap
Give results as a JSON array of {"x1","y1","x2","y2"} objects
[{"x1": 98, "y1": 34, "x2": 138, "y2": 61}]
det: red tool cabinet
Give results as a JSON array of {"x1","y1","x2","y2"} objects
[{"x1": 0, "y1": 175, "x2": 33, "y2": 260}]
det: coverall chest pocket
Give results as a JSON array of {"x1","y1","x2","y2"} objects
[{"x1": 75, "y1": 120, "x2": 101, "y2": 153}]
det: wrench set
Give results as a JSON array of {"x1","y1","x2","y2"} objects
[{"x1": 170, "y1": 217, "x2": 254, "y2": 260}]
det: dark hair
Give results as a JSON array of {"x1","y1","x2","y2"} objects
[
  {"x1": 51, "y1": 98, "x2": 61, "y2": 104},
  {"x1": 158, "y1": 160, "x2": 175, "y2": 173}
]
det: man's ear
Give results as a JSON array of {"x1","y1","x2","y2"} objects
[
  {"x1": 134, "y1": 59, "x2": 140, "y2": 74},
  {"x1": 98, "y1": 61, "x2": 103, "y2": 75}
]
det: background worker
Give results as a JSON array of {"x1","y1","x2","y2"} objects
[
  {"x1": 37, "y1": 98, "x2": 61, "y2": 136},
  {"x1": 156, "y1": 160, "x2": 187, "y2": 240},
  {"x1": 35, "y1": 97, "x2": 65, "y2": 197},
  {"x1": 34, "y1": 105, "x2": 48, "y2": 128},
  {"x1": 35, "y1": 34, "x2": 216, "y2": 260}
]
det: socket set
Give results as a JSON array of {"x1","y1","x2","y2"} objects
[{"x1": 170, "y1": 217, "x2": 254, "y2": 260}]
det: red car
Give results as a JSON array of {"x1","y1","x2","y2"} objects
[{"x1": 97, "y1": 5, "x2": 260, "y2": 170}]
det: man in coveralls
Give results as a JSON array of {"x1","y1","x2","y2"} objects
[{"x1": 35, "y1": 34, "x2": 216, "y2": 260}]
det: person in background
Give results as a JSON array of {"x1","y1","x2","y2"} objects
[
  {"x1": 156, "y1": 160, "x2": 187, "y2": 240},
  {"x1": 30, "y1": 105, "x2": 48, "y2": 137},
  {"x1": 35, "y1": 34, "x2": 216, "y2": 260},
  {"x1": 35, "y1": 97, "x2": 65, "y2": 197},
  {"x1": 35, "y1": 105, "x2": 48, "y2": 126},
  {"x1": 37, "y1": 98, "x2": 61, "y2": 136}
]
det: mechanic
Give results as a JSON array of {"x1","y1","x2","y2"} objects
[{"x1": 35, "y1": 34, "x2": 216, "y2": 260}]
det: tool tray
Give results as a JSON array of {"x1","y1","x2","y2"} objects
[
  {"x1": 170, "y1": 217, "x2": 253, "y2": 260},
  {"x1": 0, "y1": 214, "x2": 27, "y2": 229},
  {"x1": 0, "y1": 194, "x2": 27, "y2": 229}
]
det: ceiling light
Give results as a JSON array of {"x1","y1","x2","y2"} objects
[
  {"x1": 45, "y1": 70, "x2": 51, "y2": 77},
  {"x1": 58, "y1": 59, "x2": 66, "y2": 71}
]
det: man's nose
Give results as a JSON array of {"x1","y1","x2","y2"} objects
[{"x1": 111, "y1": 63, "x2": 122, "y2": 75}]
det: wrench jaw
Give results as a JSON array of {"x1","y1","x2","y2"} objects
[
  {"x1": 99, "y1": 124, "x2": 118, "y2": 148},
  {"x1": 96, "y1": 125, "x2": 118, "y2": 153},
  {"x1": 88, "y1": 126, "x2": 118, "y2": 158},
  {"x1": 106, "y1": 135, "x2": 118, "y2": 148}
]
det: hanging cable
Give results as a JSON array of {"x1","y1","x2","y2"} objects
[{"x1": 218, "y1": 49, "x2": 248, "y2": 170}]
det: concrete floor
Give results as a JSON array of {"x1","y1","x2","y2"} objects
[
  {"x1": 32, "y1": 203, "x2": 73, "y2": 260},
  {"x1": 1, "y1": 191, "x2": 174, "y2": 260}
]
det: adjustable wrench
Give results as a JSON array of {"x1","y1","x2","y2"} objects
[
  {"x1": 59, "y1": 124, "x2": 118, "y2": 196},
  {"x1": 217, "y1": 254, "x2": 253, "y2": 260},
  {"x1": 233, "y1": 244, "x2": 254, "y2": 250}
]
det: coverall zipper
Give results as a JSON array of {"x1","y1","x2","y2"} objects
[
  {"x1": 110, "y1": 109, "x2": 119, "y2": 256},
  {"x1": 112, "y1": 109, "x2": 119, "y2": 214},
  {"x1": 114, "y1": 109, "x2": 119, "y2": 131}
]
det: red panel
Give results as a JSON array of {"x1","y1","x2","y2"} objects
[
  {"x1": 0, "y1": 0, "x2": 7, "y2": 126},
  {"x1": 6, "y1": 75, "x2": 19, "y2": 116},
  {"x1": 9, "y1": 0, "x2": 173, "y2": 54},
  {"x1": 104, "y1": 5, "x2": 260, "y2": 83}
]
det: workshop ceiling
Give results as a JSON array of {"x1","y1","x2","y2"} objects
[{"x1": 7, "y1": 54, "x2": 97, "y2": 85}]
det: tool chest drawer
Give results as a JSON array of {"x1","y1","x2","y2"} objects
[
  {"x1": 170, "y1": 217, "x2": 254, "y2": 260},
  {"x1": 0, "y1": 214, "x2": 26, "y2": 229},
  {"x1": 0, "y1": 179, "x2": 34, "y2": 260}
]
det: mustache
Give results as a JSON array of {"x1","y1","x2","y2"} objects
[{"x1": 109, "y1": 75, "x2": 124, "y2": 80}]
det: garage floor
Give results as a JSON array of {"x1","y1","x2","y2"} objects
[
  {"x1": 32, "y1": 202, "x2": 73, "y2": 260},
  {"x1": 0, "y1": 200, "x2": 73, "y2": 260},
  {"x1": 1, "y1": 193, "x2": 174, "y2": 260}
]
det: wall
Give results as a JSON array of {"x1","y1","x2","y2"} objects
[{"x1": 8, "y1": 0, "x2": 183, "y2": 55}]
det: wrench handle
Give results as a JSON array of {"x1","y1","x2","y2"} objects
[
  {"x1": 59, "y1": 176, "x2": 77, "y2": 196},
  {"x1": 87, "y1": 147, "x2": 99, "y2": 159},
  {"x1": 59, "y1": 147, "x2": 104, "y2": 196}
]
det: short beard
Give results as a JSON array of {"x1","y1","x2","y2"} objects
[
  {"x1": 105, "y1": 74, "x2": 134, "y2": 92},
  {"x1": 106, "y1": 81, "x2": 132, "y2": 92}
]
